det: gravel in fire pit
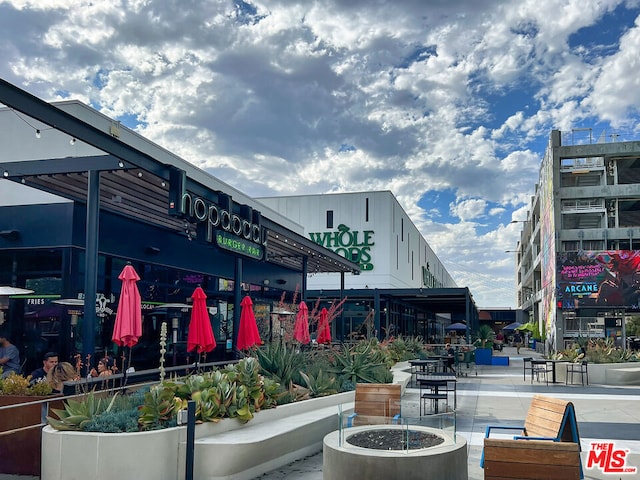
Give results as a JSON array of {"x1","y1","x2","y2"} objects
[{"x1": 346, "y1": 429, "x2": 444, "y2": 450}]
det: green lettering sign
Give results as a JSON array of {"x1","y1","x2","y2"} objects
[
  {"x1": 216, "y1": 231, "x2": 264, "y2": 260},
  {"x1": 309, "y1": 224, "x2": 374, "y2": 270}
]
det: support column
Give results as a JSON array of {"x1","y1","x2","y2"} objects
[
  {"x1": 82, "y1": 170, "x2": 100, "y2": 369},
  {"x1": 232, "y1": 257, "x2": 243, "y2": 353},
  {"x1": 373, "y1": 290, "x2": 381, "y2": 340},
  {"x1": 301, "y1": 257, "x2": 308, "y2": 303}
]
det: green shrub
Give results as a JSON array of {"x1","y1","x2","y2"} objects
[{"x1": 83, "y1": 409, "x2": 141, "y2": 433}]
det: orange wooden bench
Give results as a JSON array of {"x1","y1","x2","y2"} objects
[
  {"x1": 347, "y1": 383, "x2": 401, "y2": 427},
  {"x1": 480, "y1": 395, "x2": 583, "y2": 478},
  {"x1": 483, "y1": 438, "x2": 581, "y2": 479}
]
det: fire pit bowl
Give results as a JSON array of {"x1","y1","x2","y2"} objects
[{"x1": 323, "y1": 424, "x2": 467, "y2": 480}]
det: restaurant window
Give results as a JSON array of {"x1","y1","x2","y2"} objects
[{"x1": 326, "y1": 210, "x2": 334, "y2": 229}]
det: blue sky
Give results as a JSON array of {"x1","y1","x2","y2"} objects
[{"x1": 1, "y1": 0, "x2": 640, "y2": 307}]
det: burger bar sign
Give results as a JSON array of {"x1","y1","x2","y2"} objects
[{"x1": 168, "y1": 179, "x2": 266, "y2": 260}]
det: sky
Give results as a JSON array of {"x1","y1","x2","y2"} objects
[{"x1": 1, "y1": 0, "x2": 640, "y2": 309}]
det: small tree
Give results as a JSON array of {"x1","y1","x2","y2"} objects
[{"x1": 474, "y1": 324, "x2": 495, "y2": 348}]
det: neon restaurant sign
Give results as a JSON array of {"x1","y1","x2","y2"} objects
[
  {"x1": 308, "y1": 224, "x2": 374, "y2": 271},
  {"x1": 168, "y1": 172, "x2": 266, "y2": 260}
]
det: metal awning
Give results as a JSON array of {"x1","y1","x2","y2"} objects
[{"x1": 0, "y1": 79, "x2": 359, "y2": 275}]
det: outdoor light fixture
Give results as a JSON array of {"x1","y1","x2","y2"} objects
[
  {"x1": 2, "y1": 171, "x2": 8, "y2": 177},
  {"x1": 69, "y1": 137, "x2": 77, "y2": 145},
  {"x1": 118, "y1": 161, "x2": 125, "y2": 168},
  {"x1": 0, "y1": 229, "x2": 20, "y2": 241},
  {"x1": 35, "y1": 129, "x2": 41, "y2": 138}
]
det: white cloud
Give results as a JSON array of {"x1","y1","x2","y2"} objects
[{"x1": 0, "y1": 0, "x2": 638, "y2": 307}]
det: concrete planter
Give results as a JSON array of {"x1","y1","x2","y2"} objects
[
  {"x1": 475, "y1": 348, "x2": 493, "y2": 365},
  {"x1": 42, "y1": 391, "x2": 354, "y2": 480},
  {"x1": 556, "y1": 362, "x2": 640, "y2": 386},
  {"x1": 42, "y1": 424, "x2": 183, "y2": 480}
]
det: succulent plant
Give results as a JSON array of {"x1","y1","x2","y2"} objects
[{"x1": 47, "y1": 392, "x2": 118, "y2": 431}]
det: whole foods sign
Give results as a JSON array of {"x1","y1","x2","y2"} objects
[{"x1": 309, "y1": 224, "x2": 374, "y2": 271}]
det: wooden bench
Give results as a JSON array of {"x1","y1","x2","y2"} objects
[
  {"x1": 483, "y1": 438, "x2": 581, "y2": 479},
  {"x1": 481, "y1": 395, "x2": 583, "y2": 478},
  {"x1": 347, "y1": 383, "x2": 401, "y2": 427}
]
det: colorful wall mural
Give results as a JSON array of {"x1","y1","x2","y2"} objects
[{"x1": 557, "y1": 250, "x2": 640, "y2": 310}]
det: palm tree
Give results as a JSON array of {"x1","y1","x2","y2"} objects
[{"x1": 474, "y1": 324, "x2": 495, "y2": 348}]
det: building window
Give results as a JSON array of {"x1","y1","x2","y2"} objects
[
  {"x1": 365, "y1": 198, "x2": 369, "y2": 222},
  {"x1": 401, "y1": 218, "x2": 404, "y2": 241},
  {"x1": 583, "y1": 240, "x2": 604, "y2": 250},
  {"x1": 563, "y1": 241, "x2": 579, "y2": 251},
  {"x1": 326, "y1": 210, "x2": 333, "y2": 229}
]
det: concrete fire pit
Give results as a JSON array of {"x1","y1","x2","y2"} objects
[{"x1": 323, "y1": 424, "x2": 467, "y2": 480}]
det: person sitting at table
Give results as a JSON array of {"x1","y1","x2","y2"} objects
[
  {"x1": 89, "y1": 356, "x2": 116, "y2": 377},
  {"x1": 445, "y1": 343, "x2": 456, "y2": 374},
  {"x1": 47, "y1": 362, "x2": 79, "y2": 393}
]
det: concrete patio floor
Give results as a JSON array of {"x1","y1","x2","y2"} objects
[{"x1": 257, "y1": 346, "x2": 640, "y2": 480}]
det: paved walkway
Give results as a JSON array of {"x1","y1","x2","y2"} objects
[{"x1": 256, "y1": 346, "x2": 640, "y2": 480}]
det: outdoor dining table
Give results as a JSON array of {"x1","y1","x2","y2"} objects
[
  {"x1": 417, "y1": 373, "x2": 456, "y2": 414},
  {"x1": 532, "y1": 358, "x2": 569, "y2": 384},
  {"x1": 409, "y1": 359, "x2": 442, "y2": 385}
]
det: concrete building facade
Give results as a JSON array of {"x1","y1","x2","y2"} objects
[
  {"x1": 258, "y1": 191, "x2": 457, "y2": 291},
  {"x1": 514, "y1": 129, "x2": 640, "y2": 352},
  {"x1": 258, "y1": 192, "x2": 476, "y2": 342}
]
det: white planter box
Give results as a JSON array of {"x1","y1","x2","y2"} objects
[
  {"x1": 42, "y1": 391, "x2": 355, "y2": 480},
  {"x1": 555, "y1": 362, "x2": 640, "y2": 385}
]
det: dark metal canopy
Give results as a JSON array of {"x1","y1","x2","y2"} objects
[
  {"x1": 308, "y1": 287, "x2": 477, "y2": 315},
  {"x1": 0, "y1": 79, "x2": 359, "y2": 275}
]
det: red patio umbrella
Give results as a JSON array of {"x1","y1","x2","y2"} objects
[
  {"x1": 237, "y1": 295, "x2": 261, "y2": 350},
  {"x1": 187, "y1": 286, "x2": 216, "y2": 354},
  {"x1": 293, "y1": 301, "x2": 310, "y2": 344},
  {"x1": 316, "y1": 307, "x2": 331, "y2": 344},
  {"x1": 112, "y1": 264, "x2": 142, "y2": 348}
]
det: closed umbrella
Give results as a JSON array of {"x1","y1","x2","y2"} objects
[
  {"x1": 316, "y1": 307, "x2": 331, "y2": 344},
  {"x1": 111, "y1": 264, "x2": 142, "y2": 348},
  {"x1": 187, "y1": 287, "x2": 216, "y2": 354},
  {"x1": 293, "y1": 301, "x2": 310, "y2": 344},
  {"x1": 111, "y1": 264, "x2": 143, "y2": 378},
  {"x1": 237, "y1": 296, "x2": 261, "y2": 350}
]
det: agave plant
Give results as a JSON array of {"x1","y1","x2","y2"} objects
[
  {"x1": 254, "y1": 342, "x2": 306, "y2": 388},
  {"x1": 47, "y1": 392, "x2": 119, "y2": 431},
  {"x1": 328, "y1": 342, "x2": 392, "y2": 386},
  {"x1": 299, "y1": 370, "x2": 338, "y2": 397}
]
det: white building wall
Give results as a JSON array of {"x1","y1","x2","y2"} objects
[{"x1": 258, "y1": 191, "x2": 456, "y2": 290}]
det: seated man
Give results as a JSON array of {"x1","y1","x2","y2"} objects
[
  {"x1": 445, "y1": 343, "x2": 456, "y2": 374},
  {"x1": 0, "y1": 330, "x2": 21, "y2": 378},
  {"x1": 30, "y1": 351, "x2": 59, "y2": 384}
]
